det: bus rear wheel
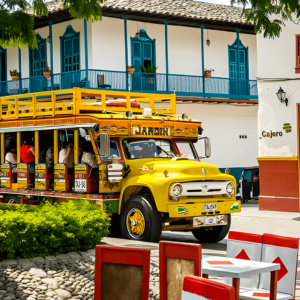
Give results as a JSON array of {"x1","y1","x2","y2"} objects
[
  {"x1": 120, "y1": 195, "x2": 162, "y2": 242},
  {"x1": 191, "y1": 214, "x2": 231, "y2": 243},
  {"x1": 3, "y1": 194, "x2": 21, "y2": 204}
]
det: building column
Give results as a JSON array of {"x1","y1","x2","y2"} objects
[
  {"x1": 201, "y1": 25, "x2": 205, "y2": 96},
  {"x1": 49, "y1": 20, "x2": 54, "y2": 90},
  {"x1": 236, "y1": 30, "x2": 240, "y2": 98},
  {"x1": 123, "y1": 17, "x2": 129, "y2": 91},
  {"x1": 84, "y1": 19, "x2": 89, "y2": 88},
  {"x1": 18, "y1": 48, "x2": 22, "y2": 94},
  {"x1": 164, "y1": 21, "x2": 169, "y2": 92}
]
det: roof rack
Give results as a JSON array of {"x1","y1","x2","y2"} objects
[{"x1": 0, "y1": 88, "x2": 176, "y2": 120}]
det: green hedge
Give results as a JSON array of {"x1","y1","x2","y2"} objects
[{"x1": 0, "y1": 199, "x2": 110, "y2": 259}]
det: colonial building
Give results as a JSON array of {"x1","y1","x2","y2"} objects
[
  {"x1": 257, "y1": 18, "x2": 300, "y2": 212},
  {"x1": 0, "y1": 0, "x2": 259, "y2": 181}
]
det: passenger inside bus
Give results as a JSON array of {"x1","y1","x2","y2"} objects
[
  {"x1": 81, "y1": 142, "x2": 98, "y2": 177},
  {"x1": 20, "y1": 137, "x2": 35, "y2": 173},
  {"x1": 5, "y1": 140, "x2": 17, "y2": 173},
  {"x1": 45, "y1": 139, "x2": 54, "y2": 173},
  {"x1": 59, "y1": 139, "x2": 74, "y2": 174}
]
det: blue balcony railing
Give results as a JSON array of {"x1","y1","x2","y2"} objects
[{"x1": 0, "y1": 69, "x2": 258, "y2": 100}]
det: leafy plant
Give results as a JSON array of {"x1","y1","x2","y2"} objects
[
  {"x1": 141, "y1": 65, "x2": 157, "y2": 74},
  {"x1": 10, "y1": 70, "x2": 19, "y2": 77},
  {"x1": 44, "y1": 61, "x2": 50, "y2": 72},
  {"x1": 0, "y1": 0, "x2": 106, "y2": 49},
  {"x1": 0, "y1": 199, "x2": 110, "y2": 259},
  {"x1": 204, "y1": 69, "x2": 214, "y2": 74}
]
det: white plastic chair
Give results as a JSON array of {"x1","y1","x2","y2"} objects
[
  {"x1": 239, "y1": 233, "x2": 299, "y2": 300},
  {"x1": 225, "y1": 231, "x2": 263, "y2": 291}
]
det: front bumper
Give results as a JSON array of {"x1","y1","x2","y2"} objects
[{"x1": 168, "y1": 200, "x2": 241, "y2": 218}]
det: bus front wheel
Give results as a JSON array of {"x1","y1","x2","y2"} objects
[
  {"x1": 191, "y1": 214, "x2": 231, "y2": 243},
  {"x1": 120, "y1": 195, "x2": 162, "y2": 242}
]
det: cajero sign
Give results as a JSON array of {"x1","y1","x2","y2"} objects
[{"x1": 262, "y1": 130, "x2": 283, "y2": 138}]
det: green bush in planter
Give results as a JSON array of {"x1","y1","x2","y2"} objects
[{"x1": 0, "y1": 199, "x2": 110, "y2": 259}]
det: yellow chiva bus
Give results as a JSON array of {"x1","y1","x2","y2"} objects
[{"x1": 0, "y1": 88, "x2": 240, "y2": 242}]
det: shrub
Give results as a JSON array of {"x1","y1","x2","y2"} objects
[{"x1": 0, "y1": 199, "x2": 110, "y2": 259}]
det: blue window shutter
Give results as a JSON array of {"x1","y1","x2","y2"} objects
[
  {"x1": 239, "y1": 50, "x2": 245, "y2": 64},
  {"x1": 64, "y1": 40, "x2": 72, "y2": 56},
  {"x1": 133, "y1": 42, "x2": 141, "y2": 58},
  {"x1": 143, "y1": 43, "x2": 152, "y2": 60},
  {"x1": 33, "y1": 49, "x2": 39, "y2": 61},
  {"x1": 229, "y1": 49, "x2": 236, "y2": 63},
  {"x1": 40, "y1": 43, "x2": 46, "y2": 61},
  {"x1": 72, "y1": 37, "x2": 79, "y2": 54},
  {"x1": 30, "y1": 34, "x2": 46, "y2": 77}
]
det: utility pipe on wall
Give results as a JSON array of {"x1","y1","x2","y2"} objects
[
  {"x1": 164, "y1": 21, "x2": 169, "y2": 92},
  {"x1": 123, "y1": 17, "x2": 129, "y2": 91},
  {"x1": 49, "y1": 20, "x2": 54, "y2": 90},
  {"x1": 84, "y1": 19, "x2": 89, "y2": 88},
  {"x1": 18, "y1": 48, "x2": 22, "y2": 94},
  {"x1": 201, "y1": 25, "x2": 205, "y2": 96},
  {"x1": 236, "y1": 30, "x2": 240, "y2": 98}
]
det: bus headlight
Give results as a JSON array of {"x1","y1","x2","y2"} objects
[
  {"x1": 173, "y1": 184, "x2": 183, "y2": 197},
  {"x1": 226, "y1": 182, "x2": 235, "y2": 194}
]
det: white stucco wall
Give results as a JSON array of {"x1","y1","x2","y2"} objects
[
  {"x1": 257, "y1": 18, "x2": 300, "y2": 157},
  {"x1": 177, "y1": 103, "x2": 259, "y2": 168},
  {"x1": 5, "y1": 17, "x2": 257, "y2": 82}
]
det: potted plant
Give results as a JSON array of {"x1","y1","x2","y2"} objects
[
  {"x1": 10, "y1": 70, "x2": 19, "y2": 82},
  {"x1": 141, "y1": 65, "x2": 157, "y2": 84},
  {"x1": 127, "y1": 65, "x2": 135, "y2": 75},
  {"x1": 204, "y1": 68, "x2": 214, "y2": 78},
  {"x1": 43, "y1": 61, "x2": 51, "y2": 78}
]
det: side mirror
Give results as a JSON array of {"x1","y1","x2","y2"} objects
[
  {"x1": 204, "y1": 137, "x2": 211, "y2": 158},
  {"x1": 99, "y1": 133, "x2": 110, "y2": 157}
]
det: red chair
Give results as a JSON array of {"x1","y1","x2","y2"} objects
[
  {"x1": 53, "y1": 164, "x2": 73, "y2": 192},
  {"x1": 0, "y1": 163, "x2": 17, "y2": 188},
  {"x1": 182, "y1": 276, "x2": 236, "y2": 300},
  {"x1": 17, "y1": 163, "x2": 34, "y2": 189},
  {"x1": 35, "y1": 164, "x2": 54, "y2": 191},
  {"x1": 240, "y1": 234, "x2": 299, "y2": 300},
  {"x1": 94, "y1": 245, "x2": 150, "y2": 300},
  {"x1": 226, "y1": 231, "x2": 263, "y2": 290},
  {"x1": 159, "y1": 241, "x2": 202, "y2": 300}
]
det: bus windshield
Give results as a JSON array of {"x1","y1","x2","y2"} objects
[{"x1": 122, "y1": 139, "x2": 176, "y2": 159}]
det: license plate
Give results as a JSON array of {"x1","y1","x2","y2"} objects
[
  {"x1": 193, "y1": 215, "x2": 228, "y2": 228},
  {"x1": 205, "y1": 216, "x2": 217, "y2": 225},
  {"x1": 204, "y1": 203, "x2": 217, "y2": 211},
  {"x1": 75, "y1": 179, "x2": 86, "y2": 192}
]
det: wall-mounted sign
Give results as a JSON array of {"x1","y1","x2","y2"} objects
[
  {"x1": 262, "y1": 130, "x2": 283, "y2": 138},
  {"x1": 283, "y1": 123, "x2": 292, "y2": 133}
]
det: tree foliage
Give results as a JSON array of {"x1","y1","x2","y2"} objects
[
  {"x1": 0, "y1": 0, "x2": 105, "y2": 49},
  {"x1": 232, "y1": 0, "x2": 300, "y2": 38}
]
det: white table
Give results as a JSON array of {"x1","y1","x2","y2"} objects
[{"x1": 202, "y1": 255, "x2": 280, "y2": 300}]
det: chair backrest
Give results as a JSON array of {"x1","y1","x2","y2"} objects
[
  {"x1": 226, "y1": 231, "x2": 263, "y2": 289},
  {"x1": 182, "y1": 276, "x2": 235, "y2": 300},
  {"x1": 260, "y1": 234, "x2": 299, "y2": 296},
  {"x1": 97, "y1": 74, "x2": 104, "y2": 85},
  {"x1": 159, "y1": 241, "x2": 201, "y2": 300},
  {"x1": 94, "y1": 245, "x2": 150, "y2": 300}
]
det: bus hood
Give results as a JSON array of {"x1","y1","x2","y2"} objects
[{"x1": 130, "y1": 158, "x2": 222, "y2": 177}]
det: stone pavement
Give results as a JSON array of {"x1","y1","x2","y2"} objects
[{"x1": 103, "y1": 200, "x2": 300, "y2": 299}]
